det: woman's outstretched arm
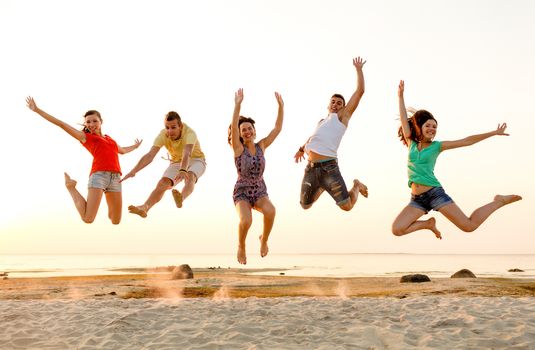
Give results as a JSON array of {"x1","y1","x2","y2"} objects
[
  {"x1": 230, "y1": 88, "x2": 244, "y2": 156},
  {"x1": 259, "y1": 92, "x2": 284, "y2": 150},
  {"x1": 398, "y1": 80, "x2": 411, "y2": 145},
  {"x1": 118, "y1": 139, "x2": 143, "y2": 154},
  {"x1": 441, "y1": 123, "x2": 509, "y2": 151},
  {"x1": 26, "y1": 96, "x2": 86, "y2": 142}
]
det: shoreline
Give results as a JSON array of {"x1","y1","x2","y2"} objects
[{"x1": 1, "y1": 268, "x2": 534, "y2": 300}]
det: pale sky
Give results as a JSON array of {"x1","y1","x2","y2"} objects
[{"x1": 1, "y1": 0, "x2": 533, "y2": 256}]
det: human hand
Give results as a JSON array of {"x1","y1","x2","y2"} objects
[
  {"x1": 134, "y1": 139, "x2": 143, "y2": 149},
  {"x1": 398, "y1": 80, "x2": 405, "y2": 98},
  {"x1": 26, "y1": 96, "x2": 38, "y2": 112},
  {"x1": 235, "y1": 88, "x2": 244, "y2": 105},
  {"x1": 174, "y1": 170, "x2": 190, "y2": 184},
  {"x1": 294, "y1": 149, "x2": 305, "y2": 163},
  {"x1": 275, "y1": 92, "x2": 284, "y2": 107},
  {"x1": 353, "y1": 56, "x2": 366, "y2": 70},
  {"x1": 495, "y1": 123, "x2": 509, "y2": 136},
  {"x1": 120, "y1": 172, "x2": 135, "y2": 183}
]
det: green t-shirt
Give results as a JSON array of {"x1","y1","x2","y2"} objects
[
  {"x1": 407, "y1": 140, "x2": 442, "y2": 188},
  {"x1": 153, "y1": 123, "x2": 205, "y2": 162}
]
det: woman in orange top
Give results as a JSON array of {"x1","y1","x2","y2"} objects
[{"x1": 26, "y1": 97, "x2": 142, "y2": 224}]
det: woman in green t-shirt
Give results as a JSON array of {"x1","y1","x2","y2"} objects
[{"x1": 391, "y1": 80, "x2": 521, "y2": 239}]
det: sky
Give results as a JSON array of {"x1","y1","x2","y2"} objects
[{"x1": 1, "y1": 0, "x2": 534, "y2": 256}]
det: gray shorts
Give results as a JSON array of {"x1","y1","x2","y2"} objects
[
  {"x1": 300, "y1": 159, "x2": 350, "y2": 206},
  {"x1": 87, "y1": 171, "x2": 122, "y2": 192},
  {"x1": 163, "y1": 158, "x2": 207, "y2": 186}
]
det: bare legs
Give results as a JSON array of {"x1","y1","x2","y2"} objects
[
  {"x1": 438, "y1": 195, "x2": 522, "y2": 232},
  {"x1": 64, "y1": 172, "x2": 121, "y2": 224},
  {"x1": 235, "y1": 197, "x2": 276, "y2": 265},
  {"x1": 130, "y1": 175, "x2": 197, "y2": 217},
  {"x1": 129, "y1": 178, "x2": 173, "y2": 218},
  {"x1": 392, "y1": 194, "x2": 522, "y2": 238},
  {"x1": 172, "y1": 172, "x2": 196, "y2": 208},
  {"x1": 392, "y1": 206, "x2": 442, "y2": 239},
  {"x1": 339, "y1": 179, "x2": 368, "y2": 211}
]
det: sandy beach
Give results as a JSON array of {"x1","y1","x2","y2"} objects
[{"x1": 1, "y1": 269, "x2": 534, "y2": 349}]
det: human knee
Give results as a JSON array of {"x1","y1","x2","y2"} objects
[
  {"x1": 391, "y1": 225, "x2": 405, "y2": 236},
  {"x1": 459, "y1": 222, "x2": 477, "y2": 232},
  {"x1": 239, "y1": 216, "x2": 253, "y2": 228},
  {"x1": 157, "y1": 178, "x2": 173, "y2": 190},
  {"x1": 263, "y1": 205, "x2": 276, "y2": 219},
  {"x1": 300, "y1": 202, "x2": 312, "y2": 210},
  {"x1": 82, "y1": 216, "x2": 95, "y2": 224}
]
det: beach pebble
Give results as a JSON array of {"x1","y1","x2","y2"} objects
[
  {"x1": 171, "y1": 264, "x2": 194, "y2": 279},
  {"x1": 451, "y1": 269, "x2": 477, "y2": 278},
  {"x1": 400, "y1": 274, "x2": 431, "y2": 283}
]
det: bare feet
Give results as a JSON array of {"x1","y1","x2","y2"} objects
[
  {"x1": 354, "y1": 179, "x2": 368, "y2": 198},
  {"x1": 64, "y1": 172, "x2": 77, "y2": 189},
  {"x1": 425, "y1": 217, "x2": 442, "y2": 240},
  {"x1": 172, "y1": 189, "x2": 183, "y2": 208},
  {"x1": 128, "y1": 205, "x2": 148, "y2": 218},
  {"x1": 237, "y1": 245, "x2": 247, "y2": 265},
  {"x1": 259, "y1": 235, "x2": 269, "y2": 258},
  {"x1": 494, "y1": 194, "x2": 522, "y2": 206}
]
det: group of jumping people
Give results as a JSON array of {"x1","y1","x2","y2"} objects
[{"x1": 26, "y1": 56, "x2": 522, "y2": 264}]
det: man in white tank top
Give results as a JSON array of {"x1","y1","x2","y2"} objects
[{"x1": 294, "y1": 57, "x2": 369, "y2": 211}]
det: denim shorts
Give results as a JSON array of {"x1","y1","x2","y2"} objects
[
  {"x1": 300, "y1": 159, "x2": 350, "y2": 206},
  {"x1": 409, "y1": 186, "x2": 453, "y2": 213},
  {"x1": 87, "y1": 171, "x2": 122, "y2": 192}
]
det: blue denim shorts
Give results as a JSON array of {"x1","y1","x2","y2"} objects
[
  {"x1": 409, "y1": 186, "x2": 453, "y2": 213},
  {"x1": 87, "y1": 171, "x2": 122, "y2": 192},
  {"x1": 300, "y1": 159, "x2": 350, "y2": 206}
]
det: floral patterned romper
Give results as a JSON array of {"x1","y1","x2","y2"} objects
[{"x1": 233, "y1": 143, "x2": 268, "y2": 205}]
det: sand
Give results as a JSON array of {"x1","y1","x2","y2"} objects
[{"x1": 1, "y1": 269, "x2": 534, "y2": 349}]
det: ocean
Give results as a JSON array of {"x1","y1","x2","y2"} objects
[{"x1": 1, "y1": 254, "x2": 534, "y2": 279}]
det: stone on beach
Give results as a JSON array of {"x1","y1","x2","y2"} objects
[
  {"x1": 508, "y1": 268, "x2": 524, "y2": 272},
  {"x1": 400, "y1": 274, "x2": 431, "y2": 283},
  {"x1": 171, "y1": 264, "x2": 194, "y2": 279},
  {"x1": 450, "y1": 269, "x2": 476, "y2": 278}
]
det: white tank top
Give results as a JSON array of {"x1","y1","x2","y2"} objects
[{"x1": 305, "y1": 113, "x2": 347, "y2": 157}]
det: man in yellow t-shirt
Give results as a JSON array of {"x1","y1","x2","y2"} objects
[{"x1": 121, "y1": 111, "x2": 206, "y2": 218}]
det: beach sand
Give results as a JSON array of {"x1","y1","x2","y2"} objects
[{"x1": 1, "y1": 269, "x2": 534, "y2": 349}]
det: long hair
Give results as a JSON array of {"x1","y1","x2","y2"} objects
[
  {"x1": 398, "y1": 109, "x2": 437, "y2": 147},
  {"x1": 228, "y1": 116, "x2": 256, "y2": 145}
]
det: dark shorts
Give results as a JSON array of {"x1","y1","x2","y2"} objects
[
  {"x1": 300, "y1": 159, "x2": 350, "y2": 207},
  {"x1": 409, "y1": 186, "x2": 454, "y2": 214}
]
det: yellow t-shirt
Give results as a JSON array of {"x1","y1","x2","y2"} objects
[{"x1": 153, "y1": 123, "x2": 205, "y2": 162}]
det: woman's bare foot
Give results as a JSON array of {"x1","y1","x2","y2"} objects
[
  {"x1": 425, "y1": 217, "x2": 442, "y2": 239},
  {"x1": 354, "y1": 179, "x2": 368, "y2": 198},
  {"x1": 64, "y1": 172, "x2": 77, "y2": 189},
  {"x1": 494, "y1": 194, "x2": 522, "y2": 207},
  {"x1": 237, "y1": 245, "x2": 247, "y2": 265},
  {"x1": 128, "y1": 205, "x2": 148, "y2": 218},
  {"x1": 259, "y1": 235, "x2": 269, "y2": 258}
]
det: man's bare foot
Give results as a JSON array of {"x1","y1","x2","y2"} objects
[
  {"x1": 237, "y1": 246, "x2": 247, "y2": 265},
  {"x1": 128, "y1": 205, "x2": 148, "y2": 218},
  {"x1": 259, "y1": 235, "x2": 269, "y2": 258},
  {"x1": 64, "y1": 172, "x2": 77, "y2": 189},
  {"x1": 425, "y1": 217, "x2": 442, "y2": 239},
  {"x1": 172, "y1": 189, "x2": 183, "y2": 208},
  {"x1": 494, "y1": 194, "x2": 522, "y2": 206},
  {"x1": 354, "y1": 179, "x2": 368, "y2": 198}
]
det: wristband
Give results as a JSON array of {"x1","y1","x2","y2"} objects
[
  {"x1": 298, "y1": 146, "x2": 304, "y2": 153},
  {"x1": 179, "y1": 169, "x2": 188, "y2": 173}
]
